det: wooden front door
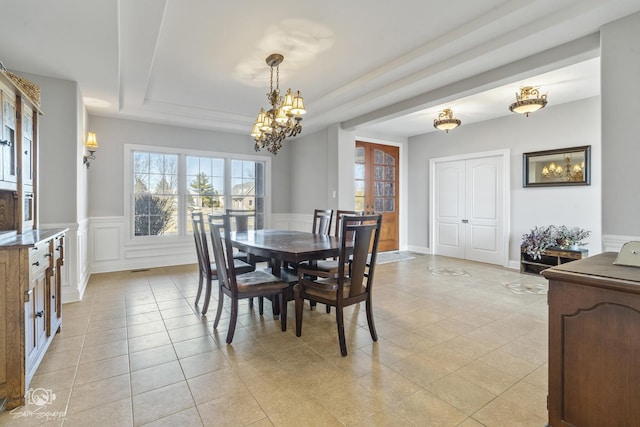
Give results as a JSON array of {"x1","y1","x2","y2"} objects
[{"x1": 355, "y1": 141, "x2": 399, "y2": 252}]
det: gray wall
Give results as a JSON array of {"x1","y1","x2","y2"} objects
[
  {"x1": 87, "y1": 116, "x2": 292, "y2": 217},
  {"x1": 288, "y1": 127, "x2": 330, "y2": 214},
  {"x1": 601, "y1": 12, "x2": 640, "y2": 236},
  {"x1": 21, "y1": 72, "x2": 80, "y2": 224},
  {"x1": 408, "y1": 96, "x2": 602, "y2": 263}
]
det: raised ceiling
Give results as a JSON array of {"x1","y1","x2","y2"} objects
[{"x1": 1, "y1": 0, "x2": 639, "y2": 139}]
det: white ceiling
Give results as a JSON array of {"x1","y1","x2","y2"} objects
[{"x1": 1, "y1": 0, "x2": 638, "y2": 139}]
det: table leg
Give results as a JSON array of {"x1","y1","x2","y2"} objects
[{"x1": 271, "y1": 258, "x2": 282, "y2": 316}]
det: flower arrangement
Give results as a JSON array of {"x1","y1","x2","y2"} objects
[
  {"x1": 554, "y1": 225, "x2": 591, "y2": 249},
  {"x1": 521, "y1": 225, "x2": 591, "y2": 260}
]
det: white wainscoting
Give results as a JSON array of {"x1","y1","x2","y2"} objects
[
  {"x1": 41, "y1": 221, "x2": 87, "y2": 303},
  {"x1": 603, "y1": 234, "x2": 640, "y2": 252},
  {"x1": 89, "y1": 216, "x2": 196, "y2": 273},
  {"x1": 270, "y1": 213, "x2": 314, "y2": 232}
]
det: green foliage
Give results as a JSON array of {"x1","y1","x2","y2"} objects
[
  {"x1": 134, "y1": 195, "x2": 175, "y2": 236},
  {"x1": 189, "y1": 172, "x2": 219, "y2": 208}
]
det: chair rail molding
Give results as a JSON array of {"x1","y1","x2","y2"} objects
[{"x1": 603, "y1": 234, "x2": 640, "y2": 252}]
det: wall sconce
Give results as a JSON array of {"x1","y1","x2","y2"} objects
[{"x1": 83, "y1": 132, "x2": 98, "y2": 168}]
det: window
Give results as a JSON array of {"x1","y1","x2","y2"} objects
[
  {"x1": 133, "y1": 152, "x2": 179, "y2": 236},
  {"x1": 126, "y1": 145, "x2": 268, "y2": 238}
]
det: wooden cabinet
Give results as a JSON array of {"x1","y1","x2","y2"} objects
[
  {"x1": 520, "y1": 246, "x2": 587, "y2": 275},
  {"x1": 0, "y1": 68, "x2": 55, "y2": 411},
  {"x1": 543, "y1": 252, "x2": 640, "y2": 427},
  {"x1": 0, "y1": 69, "x2": 40, "y2": 236},
  {"x1": 0, "y1": 229, "x2": 66, "y2": 410}
]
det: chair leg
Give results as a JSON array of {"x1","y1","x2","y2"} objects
[
  {"x1": 249, "y1": 298, "x2": 254, "y2": 309},
  {"x1": 325, "y1": 304, "x2": 331, "y2": 314},
  {"x1": 194, "y1": 270, "x2": 204, "y2": 306},
  {"x1": 365, "y1": 297, "x2": 378, "y2": 342},
  {"x1": 280, "y1": 290, "x2": 287, "y2": 332},
  {"x1": 259, "y1": 296, "x2": 264, "y2": 316},
  {"x1": 213, "y1": 288, "x2": 224, "y2": 329},
  {"x1": 294, "y1": 285, "x2": 303, "y2": 337},
  {"x1": 226, "y1": 298, "x2": 239, "y2": 344},
  {"x1": 336, "y1": 306, "x2": 347, "y2": 356},
  {"x1": 201, "y1": 276, "x2": 212, "y2": 315}
]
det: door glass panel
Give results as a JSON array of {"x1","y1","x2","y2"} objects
[
  {"x1": 384, "y1": 198, "x2": 395, "y2": 212},
  {"x1": 385, "y1": 166, "x2": 395, "y2": 181},
  {"x1": 354, "y1": 163, "x2": 365, "y2": 180},
  {"x1": 374, "y1": 149, "x2": 384, "y2": 164},
  {"x1": 374, "y1": 165, "x2": 383, "y2": 180},
  {"x1": 355, "y1": 147, "x2": 365, "y2": 163},
  {"x1": 385, "y1": 153, "x2": 395, "y2": 165},
  {"x1": 385, "y1": 182, "x2": 395, "y2": 196},
  {"x1": 374, "y1": 182, "x2": 384, "y2": 196},
  {"x1": 374, "y1": 198, "x2": 384, "y2": 211}
]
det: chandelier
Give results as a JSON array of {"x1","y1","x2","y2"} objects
[
  {"x1": 542, "y1": 156, "x2": 584, "y2": 181},
  {"x1": 509, "y1": 86, "x2": 547, "y2": 116},
  {"x1": 251, "y1": 53, "x2": 305, "y2": 155},
  {"x1": 433, "y1": 108, "x2": 461, "y2": 133}
]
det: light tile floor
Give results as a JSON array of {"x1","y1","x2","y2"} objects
[{"x1": 1, "y1": 254, "x2": 549, "y2": 426}]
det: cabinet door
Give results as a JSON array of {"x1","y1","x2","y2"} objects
[
  {"x1": 24, "y1": 278, "x2": 37, "y2": 369},
  {"x1": 1, "y1": 92, "x2": 17, "y2": 185},
  {"x1": 22, "y1": 106, "x2": 34, "y2": 187}
]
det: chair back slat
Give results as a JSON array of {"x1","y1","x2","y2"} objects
[
  {"x1": 226, "y1": 209, "x2": 255, "y2": 232},
  {"x1": 191, "y1": 211, "x2": 211, "y2": 274},
  {"x1": 335, "y1": 210, "x2": 363, "y2": 239},
  {"x1": 208, "y1": 214, "x2": 235, "y2": 293},
  {"x1": 312, "y1": 209, "x2": 333, "y2": 235},
  {"x1": 339, "y1": 214, "x2": 382, "y2": 297}
]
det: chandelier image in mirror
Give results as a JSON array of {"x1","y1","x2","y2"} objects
[
  {"x1": 251, "y1": 53, "x2": 306, "y2": 155},
  {"x1": 523, "y1": 145, "x2": 591, "y2": 187}
]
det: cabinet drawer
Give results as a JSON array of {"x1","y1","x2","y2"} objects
[{"x1": 29, "y1": 243, "x2": 52, "y2": 276}]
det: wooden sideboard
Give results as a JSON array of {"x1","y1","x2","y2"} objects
[
  {"x1": 520, "y1": 246, "x2": 588, "y2": 275},
  {"x1": 542, "y1": 252, "x2": 640, "y2": 427},
  {"x1": 0, "y1": 228, "x2": 66, "y2": 410}
]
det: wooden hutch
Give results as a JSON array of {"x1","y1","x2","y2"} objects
[{"x1": 0, "y1": 67, "x2": 66, "y2": 410}]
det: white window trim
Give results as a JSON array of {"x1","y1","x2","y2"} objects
[{"x1": 123, "y1": 143, "x2": 272, "y2": 245}]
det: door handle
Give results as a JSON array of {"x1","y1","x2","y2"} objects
[{"x1": 462, "y1": 219, "x2": 469, "y2": 224}]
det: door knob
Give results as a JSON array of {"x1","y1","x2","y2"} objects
[{"x1": 462, "y1": 219, "x2": 469, "y2": 224}]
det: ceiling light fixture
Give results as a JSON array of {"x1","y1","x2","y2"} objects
[
  {"x1": 433, "y1": 108, "x2": 461, "y2": 133},
  {"x1": 251, "y1": 53, "x2": 305, "y2": 155},
  {"x1": 509, "y1": 86, "x2": 547, "y2": 117}
]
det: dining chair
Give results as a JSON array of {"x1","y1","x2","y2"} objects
[
  {"x1": 294, "y1": 214, "x2": 382, "y2": 356},
  {"x1": 312, "y1": 209, "x2": 334, "y2": 235},
  {"x1": 190, "y1": 211, "x2": 254, "y2": 315},
  {"x1": 283, "y1": 208, "x2": 334, "y2": 273},
  {"x1": 209, "y1": 214, "x2": 289, "y2": 344},
  {"x1": 226, "y1": 209, "x2": 271, "y2": 266}
]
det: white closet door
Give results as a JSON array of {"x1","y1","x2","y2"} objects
[
  {"x1": 433, "y1": 154, "x2": 505, "y2": 265},
  {"x1": 465, "y1": 156, "x2": 503, "y2": 264},
  {"x1": 434, "y1": 160, "x2": 465, "y2": 259}
]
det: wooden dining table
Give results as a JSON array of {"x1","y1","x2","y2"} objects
[
  {"x1": 229, "y1": 229, "x2": 341, "y2": 277},
  {"x1": 229, "y1": 229, "x2": 342, "y2": 314}
]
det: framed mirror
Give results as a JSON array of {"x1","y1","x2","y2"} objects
[{"x1": 523, "y1": 145, "x2": 591, "y2": 187}]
